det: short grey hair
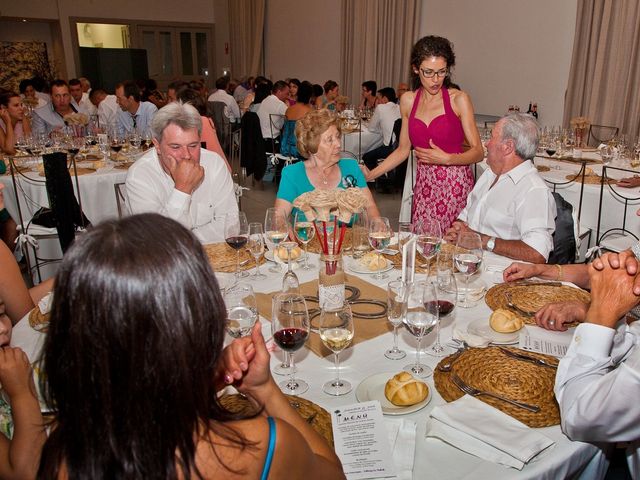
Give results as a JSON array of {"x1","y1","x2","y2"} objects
[
  {"x1": 499, "y1": 113, "x2": 539, "y2": 160},
  {"x1": 151, "y1": 101, "x2": 202, "y2": 141}
]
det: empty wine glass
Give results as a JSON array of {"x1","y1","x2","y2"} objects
[
  {"x1": 271, "y1": 293, "x2": 310, "y2": 394},
  {"x1": 264, "y1": 207, "x2": 288, "y2": 274},
  {"x1": 402, "y1": 281, "x2": 438, "y2": 378},
  {"x1": 294, "y1": 210, "x2": 315, "y2": 270},
  {"x1": 455, "y1": 232, "x2": 483, "y2": 308},
  {"x1": 415, "y1": 218, "x2": 442, "y2": 274},
  {"x1": 223, "y1": 283, "x2": 258, "y2": 338},
  {"x1": 368, "y1": 216, "x2": 392, "y2": 280},
  {"x1": 319, "y1": 301, "x2": 354, "y2": 395},
  {"x1": 224, "y1": 212, "x2": 249, "y2": 279},
  {"x1": 385, "y1": 280, "x2": 408, "y2": 360},
  {"x1": 426, "y1": 252, "x2": 457, "y2": 357},
  {"x1": 248, "y1": 222, "x2": 266, "y2": 279},
  {"x1": 280, "y1": 240, "x2": 300, "y2": 293}
]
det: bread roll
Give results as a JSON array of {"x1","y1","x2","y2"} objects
[
  {"x1": 360, "y1": 252, "x2": 387, "y2": 271},
  {"x1": 276, "y1": 245, "x2": 302, "y2": 261},
  {"x1": 489, "y1": 308, "x2": 524, "y2": 333},
  {"x1": 384, "y1": 372, "x2": 428, "y2": 406}
]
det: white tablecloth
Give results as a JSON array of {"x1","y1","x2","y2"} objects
[
  {"x1": 343, "y1": 126, "x2": 383, "y2": 160},
  {"x1": 11, "y1": 250, "x2": 606, "y2": 479}
]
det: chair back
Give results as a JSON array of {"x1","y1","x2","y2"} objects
[
  {"x1": 114, "y1": 182, "x2": 130, "y2": 218},
  {"x1": 548, "y1": 192, "x2": 577, "y2": 264},
  {"x1": 240, "y1": 111, "x2": 267, "y2": 179},
  {"x1": 207, "y1": 101, "x2": 231, "y2": 152},
  {"x1": 268, "y1": 113, "x2": 286, "y2": 155},
  {"x1": 542, "y1": 160, "x2": 587, "y2": 222},
  {"x1": 280, "y1": 119, "x2": 301, "y2": 160},
  {"x1": 587, "y1": 124, "x2": 619, "y2": 147}
]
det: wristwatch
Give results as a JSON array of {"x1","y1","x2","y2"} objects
[{"x1": 486, "y1": 236, "x2": 496, "y2": 252}]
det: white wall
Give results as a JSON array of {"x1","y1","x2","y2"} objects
[
  {"x1": 419, "y1": 0, "x2": 577, "y2": 126},
  {"x1": 263, "y1": 0, "x2": 341, "y2": 84}
]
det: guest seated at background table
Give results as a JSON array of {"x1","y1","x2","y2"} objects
[
  {"x1": 32, "y1": 80, "x2": 86, "y2": 137},
  {"x1": 207, "y1": 76, "x2": 241, "y2": 123},
  {"x1": 126, "y1": 102, "x2": 237, "y2": 243},
  {"x1": 275, "y1": 109, "x2": 380, "y2": 220},
  {"x1": 0, "y1": 92, "x2": 31, "y2": 155},
  {"x1": 281, "y1": 82, "x2": 314, "y2": 160},
  {"x1": 362, "y1": 87, "x2": 401, "y2": 171},
  {"x1": 257, "y1": 80, "x2": 290, "y2": 154},
  {"x1": 18, "y1": 79, "x2": 47, "y2": 110},
  {"x1": 68, "y1": 78, "x2": 96, "y2": 115},
  {"x1": 37, "y1": 214, "x2": 345, "y2": 479},
  {"x1": 360, "y1": 80, "x2": 378, "y2": 109},
  {"x1": 175, "y1": 87, "x2": 231, "y2": 172},
  {"x1": 617, "y1": 175, "x2": 640, "y2": 188},
  {"x1": 88, "y1": 88, "x2": 119, "y2": 129},
  {"x1": 446, "y1": 113, "x2": 556, "y2": 264},
  {"x1": 287, "y1": 78, "x2": 301, "y2": 106},
  {"x1": 0, "y1": 302, "x2": 46, "y2": 480},
  {"x1": 315, "y1": 80, "x2": 339, "y2": 111},
  {"x1": 554, "y1": 250, "x2": 640, "y2": 478},
  {"x1": 115, "y1": 80, "x2": 158, "y2": 135}
]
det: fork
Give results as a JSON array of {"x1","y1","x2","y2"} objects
[
  {"x1": 503, "y1": 291, "x2": 535, "y2": 317},
  {"x1": 450, "y1": 373, "x2": 540, "y2": 412}
]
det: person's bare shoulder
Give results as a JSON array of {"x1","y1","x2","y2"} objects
[{"x1": 399, "y1": 90, "x2": 416, "y2": 115}]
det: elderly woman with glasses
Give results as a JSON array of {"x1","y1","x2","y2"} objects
[{"x1": 363, "y1": 35, "x2": 483, "y2": 232}]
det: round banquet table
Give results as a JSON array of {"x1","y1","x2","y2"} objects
[
  {"x1": 11, "y1": 249, "x2": 606, "y2": 479},
  {"x1": 342, "y1": 125, "x2": 383, "y2": 161}
]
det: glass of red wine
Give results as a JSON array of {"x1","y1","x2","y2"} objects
[
  {"x1": 224, "y1": 212, "x2": 249, "y2": 279},
  {"x1": 426, "y1": 252, "x2": 457, "y2": 357},
  {"x1": 271, "y1": 293, "x2": 310, "y2": 394}
]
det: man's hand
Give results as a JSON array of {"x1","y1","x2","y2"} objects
[
  {"x1": 444, "y1": 220, "x2": 472, "y2": 243},
  {"x1": 534, "y1": 301, "x2": 588, "y2": 331},
  {"x1": 502, "y1": 262, "x2": 540, "y2": 282},
  {"x1": 616, "y1": 176, "x2": 640, "y2": 188},
  {"x1": 586, "y1": 260, "x2": 640, "y2": 328},
  {"x1": 170, "y1": 159, "x2": 204, "y2": 194},
  {"x1": 592, "y1": 250, "x2": 640, "y2": 295}
]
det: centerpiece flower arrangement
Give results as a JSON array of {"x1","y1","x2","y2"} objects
[
  {"x1": 570, "y1": 116, "x2": 591, "y2": 148},
  {"x1": 293, "y1": 188, "x2": 367, "y2": 274}
]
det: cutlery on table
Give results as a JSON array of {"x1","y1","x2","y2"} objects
[
  {"x1": 218, "y1": 259, "x2": 250, "y2": 269},
  {"x1": 450, "y1": 373, "x2": 540, "y2": 413},
  {"x1": 437, "y1": 342, "x2": 468, "y2": 372},
  {"x1": 498, "y1": 347, "x2": 558, "y2": 369},
  {"x1": 503, "y1": 291, "x2": 535, "y2": 318}
]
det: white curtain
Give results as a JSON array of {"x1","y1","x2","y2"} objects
[
  {"x1": 340, "y1": 0, "x2": 421, "y2": 103},
  {"x1": 228, "y1": 0, "x2": 266, "y2": 77}
]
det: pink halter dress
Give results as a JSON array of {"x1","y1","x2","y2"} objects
[{"x1": 408, "y1": 88, "x2": 474, "y2": 231}]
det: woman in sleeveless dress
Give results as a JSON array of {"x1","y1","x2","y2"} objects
[{"x1": 363, "y1": 36, "x2": 483, "y2": 231}]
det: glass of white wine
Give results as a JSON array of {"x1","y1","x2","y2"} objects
[
  {"x1": 223, "y1": 283, "x2": 258, "y2": 338},
  {"x1": 368, "y1": 216, "x2": 392, "y2": 280},
  {"x1": 319, "y1": 302, "x2": 354, "y2": 396},
  {"x1": 415, "y1": 218, "x2": 442, "y2": 275},
  {"x1": 402, "y1": 281, "x2": 438, "y2": 378},
  {"x1": 248, "y1": 222, "x2": 266, "y2": 279},
  {"x1": 294, "y1": 210, "x2": 315, "y2": 270},
  {"x1": 455, "y1": 232, "x2": 483, "y2": 308}
]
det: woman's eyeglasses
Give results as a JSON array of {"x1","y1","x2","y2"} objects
[{"x1": 419, "y1": 68, "x2": 448, "y2": 79}]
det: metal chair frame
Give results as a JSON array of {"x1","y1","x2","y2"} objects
[
  {"x1": 596, "y1": 165, "x2": 640, "y2": 250},
  {"x1": 587, "y1": 124, "x2": 619, "y2": 147}
]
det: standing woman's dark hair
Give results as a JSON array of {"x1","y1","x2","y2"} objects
[
  {"x1": 38, "y1": 214, "x2": 250, "y2": 479},
  {"x1": 410, "y1": 35, "x2": 456, "y2": 91}
]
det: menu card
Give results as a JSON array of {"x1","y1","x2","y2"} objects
[
  {"x1": 331, "y1": 401, "x2": 395, "y2": 479},
  {"x1": 519, "y1": 327, "x2": 572, "y2": 358}
]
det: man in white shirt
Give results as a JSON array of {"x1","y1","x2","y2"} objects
[
  {"x1": 207, "y1": 76, "x2": 241, "y2": 123},
  {"x1": 555, "y1": 248, "x2": 640, "y2": 478},
  {"x1": 126, "y1": 102, "x2": 237, "y2": 244},
  {"x1": 89, "y1": 88, "x2": 119, "y2": 129},
  {"x1": 362, "y1": 87, "x2": 401, "y2": 170},
  {"x1": 115, "y1": 80, "x2": 158, "y2": 134},
  {"x1": 69, "y1": 78, "x2": 97, "y2": 115},
  {"x1": 257, "y1": 80, "x2": 289, "y2": 153},
  {"x1": 445, "y1": 113, "x2": 555, "y2": 263}
]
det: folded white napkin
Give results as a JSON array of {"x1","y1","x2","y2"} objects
[
  {"x1": 452, "y1": 325, "x2": 490, "y2": 348},
  {"x1": 427, "y1": 395, "x2": 554, "y2": 470},
  {"x1": 38, "y1": 292, "x2": 53, "y2": 315},
  {"x1": 384, "y1": 418, "x2": 416, "y2": 480}
]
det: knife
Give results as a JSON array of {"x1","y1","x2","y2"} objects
[
  {"x1": 498, "y1": 347, "x2": 558, "y2": 369},
  {"x1": 512, "y1": 281, "x2": 564, "y2": 287}
]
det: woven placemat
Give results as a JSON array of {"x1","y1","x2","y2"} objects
[
  {"x1": 433, "y1": 347, "x2": 559, "y2": 427},
  {"x1": 114, "y1": 162, "x2": 135, "y2": 170},
  {"x1": 219, "y1": 394, "x2": 333, "y2": 446},
  {"x1": 485, "y1": 282, "x2": 590, "y2": 326},
  {"x1": 540, "y1": 154, "x2": 601, "y2": 165},
  {"x1": 28, "y1": 306, "x2": 49, "y2": 331},
  {"x1": 203, "y1": 242, "x2": 266, "y2": 273},
  {"x1": 568, "y1": 174, "x2": 616, "y2": 185},
  {"x1": 536, "y1": 165, "x2": 551, "y2": 172}
]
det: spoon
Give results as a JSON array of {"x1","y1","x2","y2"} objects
[{"x1": 437, "y1": 342, "x2": 468, "y2": 372}]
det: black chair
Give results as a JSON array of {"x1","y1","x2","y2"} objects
[
  {"x1": 207, "y1": 101, "x2": 231, "y2": 154},
  {"x1": 548, "y1": 192, "x2": 577, "y2": 264},
  {"x1": 374, "y1": 118, "x2": 407, "y2": 193},
  {"x1": 240, "y1": 111, "x2": 267, "y2": 181},
  {"x1": 587, "y1": 124, "x2": 619, "y2": 147}
]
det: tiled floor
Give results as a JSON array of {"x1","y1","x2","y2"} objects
[{"x1": 239, "y1": 178, "x2": 403, "y2": 229}]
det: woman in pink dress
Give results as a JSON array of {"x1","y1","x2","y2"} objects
[{"x1": 363, "y1": 36, "x2": 483, "y2": 231}]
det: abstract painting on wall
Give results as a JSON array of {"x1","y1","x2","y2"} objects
[{"x1": 0, "y1": 41, "x2": 52, "y2": 93}]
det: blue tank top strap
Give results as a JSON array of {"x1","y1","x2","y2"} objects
[
  {"x1": 409, "y1": 88, "x2": 421, "y2": 120},
  {"x1": 260, "y1": 416, "x2": 277, "y2": 480}
]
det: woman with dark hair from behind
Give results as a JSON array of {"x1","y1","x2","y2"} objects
[
  {"x1": 37, "y1": 213, "x2": 345, "y2": 479},
  {"x1": 175, "y1": 87, "x2": 231, "y2": 172}
]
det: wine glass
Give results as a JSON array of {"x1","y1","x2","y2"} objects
[
  {"x1": 280, "y1": 240, "x2": 300, "y2": 293},
  {"x1": 224, "y1": 212, "x2": 249, "y2": 279},
  {"x1": 264, "y1": 207, "x2": 288, "y2": 274},
  {"x1": 415, "y1": 218, "x2": 442, "y2": 275},
  {"x1": 426, "y1": 252, "x2": 457, "y2": 357},
  {"x1": 402, "y1": 281, "x2": 438, "y2": 378},
  {"x1": 294, "y1": 210, "x2": 315, "y2": 270},
  {"x1": 351, "y1": 208, "x2": 369, "y2": 259},
  {"x1": 248, "y1": 222, "x2": 266, "y2": 279},
  {"x1": 368, "y1": 216, "x2": 392, "y2": 280},
  {"x1": 319, "y1": 301, "x2": 354, "y2": 395},
  {"x1": 223, "y1": 283, "x2": 258, "y2": 338},
  {"x1": 385, "y1": 280, "x2": 408, "y2": 360},
  {"x1": 455, "y1": 232, "x2": 483, "y2": 308},
  {"x1": 271, "y1": 293, "x2": 310, "y2": 394},
  {"x1": 142, "y1": 129, "x2": 153, "y2": 150}
]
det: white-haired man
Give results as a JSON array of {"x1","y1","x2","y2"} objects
[{"x1": 126, "y1": 102, "x2": 237, "y2": 243}]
